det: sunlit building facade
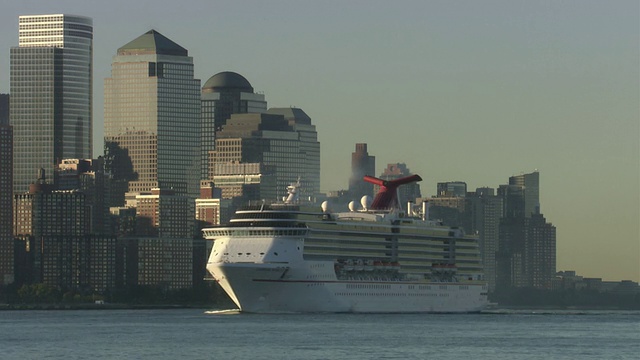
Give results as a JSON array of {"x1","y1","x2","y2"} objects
[
  {"x1": 210, "y1": 110, "x2": 320, "y2": 202},
  {"x1": 104, "y1": 30, "x2": 201, "y2": 199},
  {"x1": 10, "y1": 14, "x2": 93, "y2": 193}
]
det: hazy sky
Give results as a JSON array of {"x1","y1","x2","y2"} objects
[{"x1": 0, "y1": 0, "x2": 638, "y2": 282}]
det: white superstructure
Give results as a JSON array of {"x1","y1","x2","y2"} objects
[{"x1": 204, "y1": 175, "x2": 488, "y2": 313}]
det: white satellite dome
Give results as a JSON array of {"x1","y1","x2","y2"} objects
[
  {"x1": 360, "y1": 195, "x2": 372, "y2": 210},
  {"x1": 321, "y1": 201, "x2": 330, "y2": 213},
  {"x1": 348, "y1": 201, "x2": 357, "y2": 212}
]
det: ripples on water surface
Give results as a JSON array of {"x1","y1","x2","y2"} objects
[{"x1": 0, "y1": 308, "x2": 638, "y2": 359}]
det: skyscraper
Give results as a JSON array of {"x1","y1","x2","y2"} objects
[
  {"x1": 467, "y1": 187, "x2": 503, "y2": 292},
  {"x1": 201, "y1": 72, "x2": 266, "y2": 180},
  {"x1": 349, "y1": 143, "x2": 375, "y2": 198},
  {"x1": 508, "y1": 171, "x2": 540, "y2": 218},
  {"x1": 497, "y1": 170, "x2": 555, "y2": 290},
  {"x1": 267, "y1": 107, "x2": 321, "y2": 197},
  {"x1": 210, "y1": 110, "x2": 320, "y2": 201},
  {"x1": 104, "y1": 30, "x2": 201, "y2": 199},
  {"x1": 10, "y1": 14, "x2": 93, "y2": 193}
]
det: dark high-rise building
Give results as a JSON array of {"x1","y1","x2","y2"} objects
[
  {"x1": 0, "y1": 94, "x2": 8, "y2": 125},
  {"x1": 496, "y1": 171, "x2": 555, "y2": 290},
  {"x1": 497, "y1": 211, "x2": 556, "y2": 290},
  {"x1": 14, "y1": 175, "x2": 85, "y2": 285},
  {"x1": 437, "y1": 181, "x2": 467, "y2": 197},
  {"x1": 349, "y1": 143, "x2": 375, "y2": 198},
  {"x1": 467, "y1": 187, "x2": 503, "y2": 292},
  {"x1": 0, "y1": 120, "x2": 13, "y2": 285},
  {"x1": 10, "y1": 14, "x2": 93, "y2": 194},
  {"x1": 201, "y1": 72, "x2": 266, "y2": 180},
  {"x1": 508, "y1": 171, "x2": 540, "y2": 218}
]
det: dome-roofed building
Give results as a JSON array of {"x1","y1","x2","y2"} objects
[
  {"x1": 202, "y1": 71, "x2": 254, "y2": 93},
  {"x1": 201, "y1": 71, "x2": 267, "y2": 180}
]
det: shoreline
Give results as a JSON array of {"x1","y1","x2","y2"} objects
[
  {"x1": 1, "y1": 303, "x2": 637, "y2": 312},
  {"x1": 0, "y1": 303, "x2": 215, "y2": 311}
]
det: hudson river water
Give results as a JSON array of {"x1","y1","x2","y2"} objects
[{"x1": 0, "y1": 308, "x2": 638, "y2": 359}]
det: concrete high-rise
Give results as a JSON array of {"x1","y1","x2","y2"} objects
[
  {"x1": 467, "y1": 187, "x2": 503, "y2": 292},
  {"x1": 105, "y1": 30, "x2": 201, "y2": 201},
  {"x1": 10, "y1": 14, "x2": 93, "y2": 193},
  {"x1": 201, "y1": 72, "x2": 267, "y2": 180},
  {"x1": 349, "y1": 143, "x2": 375, "y2": 198}
]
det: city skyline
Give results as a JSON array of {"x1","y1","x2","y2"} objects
[{"x1": 0, "y1": 1, "x2": 637, "y2": 283}]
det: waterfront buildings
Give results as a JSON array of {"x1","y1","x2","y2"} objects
[
  {"x1": 497, "y1": 171, "x2": 556, "y2": 290},
  {"x1": 349, "y1": 143, "x2": 375, "y2": 199},
  {"x1": 0, "y1": 114, "x2": 13, "y2": 285},
  {"x1": 120, "y1": 237, "x2": 193, "y2": 290},
  {"x1": 13, "y1": 173, "x2": 117, "y2": 291},
  {"x1": 10, "y1": 14, "x2": 93, "y2": 194},
  {"x1": 467, "y1": 188, "x2": 503, "y2": 292},
  {"x1": 103, "y1": 30, "x2": 201, "y2": 290}
]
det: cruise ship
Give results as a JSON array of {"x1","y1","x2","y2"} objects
[{"x1": 203, "y1": 175, "x2": 488, "y2": 313}]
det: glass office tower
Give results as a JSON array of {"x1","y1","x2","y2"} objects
[
  {"x1": 104, "y1": 30, "x2": 201, "y2": 199},
  {"x1": 10, "y1": 14, "x2": 93, "y2": 193}
]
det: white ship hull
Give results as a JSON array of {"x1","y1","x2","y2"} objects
[{"x1": 207, "y1": 235, "x2": 488, "y2": 313}]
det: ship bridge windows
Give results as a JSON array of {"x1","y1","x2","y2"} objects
[
  {"x1": 204, "y1": 228, "x2": 307, "y2": 238},
  {"x1": 234, "y1": 212, "x2": 295, "y2": 220}
]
